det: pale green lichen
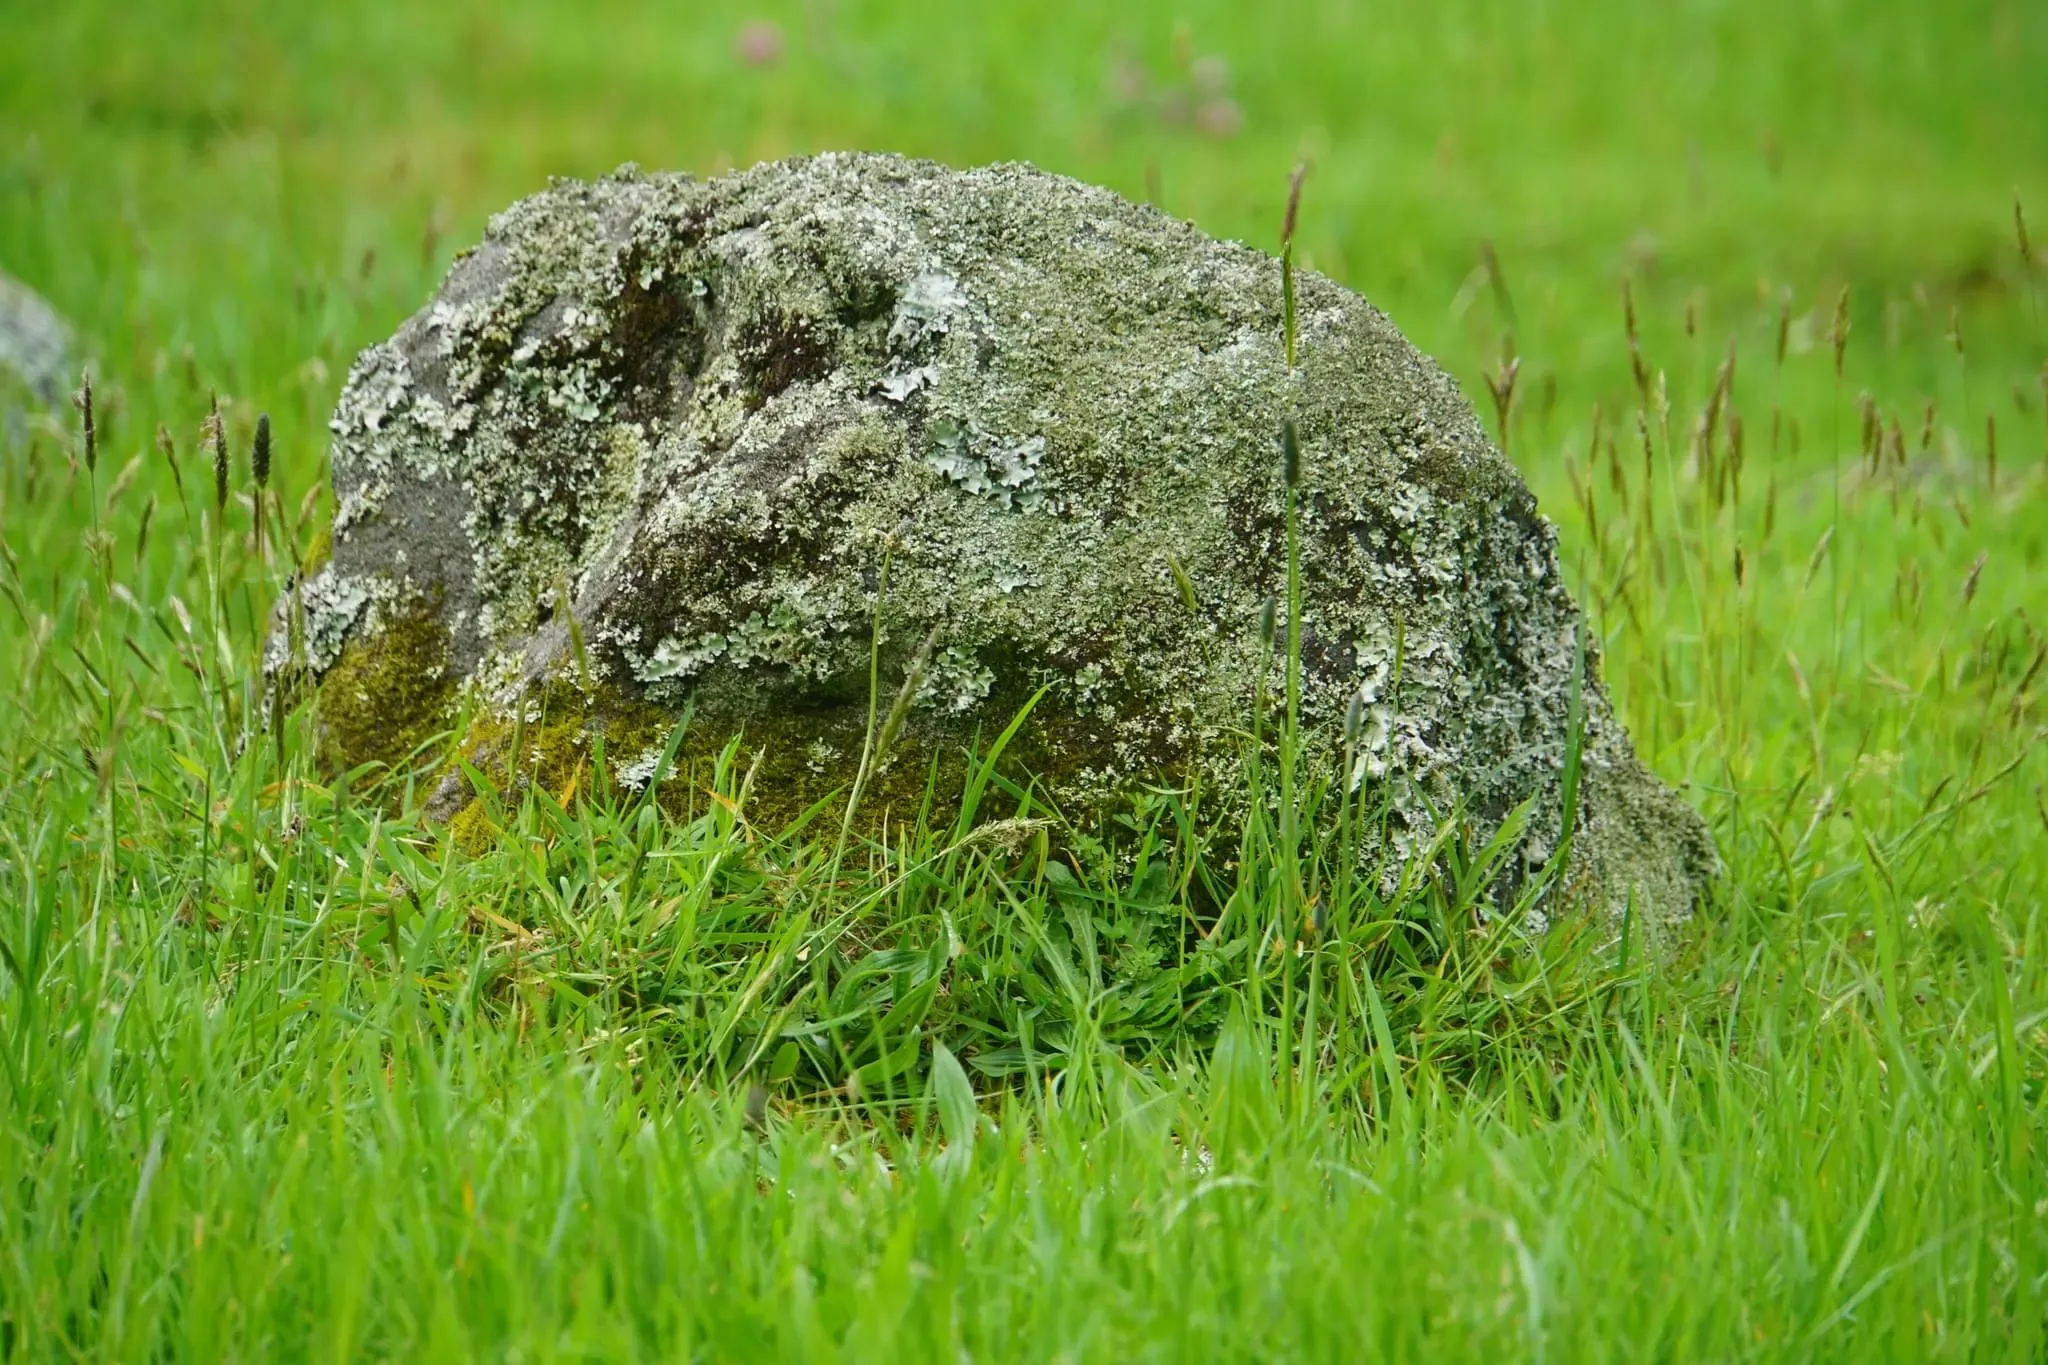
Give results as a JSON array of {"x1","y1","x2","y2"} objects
[
  {"x1": 925, "y1": 420, "x2": 1047, "y2": 509},
  {"x1": 921, "y1": 645, "x2": 996, "y2": 715},
  {"x1": 276, "y1": 153, "x2": 1719, "y2": 927}
]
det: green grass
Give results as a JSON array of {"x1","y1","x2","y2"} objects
[{"x1": 2, "y1": 1, "x2": 2046, "y2": 1358}]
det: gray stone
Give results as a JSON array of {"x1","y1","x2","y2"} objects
[
  {"x1": 0, "y1": 269, "x2": 74, "y2": 429},
  {"x1": 277, "y1": 153, "x2": 1717, "y2": 927}
]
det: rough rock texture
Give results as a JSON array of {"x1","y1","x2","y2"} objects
[
  {"x1": 0, "y1": 268, "x2": 74, "y2": 428},
  {"x1": 275, "y1": 153, "x2": 1717, "y2": 926}
]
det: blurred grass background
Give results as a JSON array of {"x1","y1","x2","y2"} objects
[{"x1": 5, "y1": 0, "x2": 2045, "y2": 436}]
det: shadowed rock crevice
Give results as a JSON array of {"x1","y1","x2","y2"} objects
[{"x1": 271, "y1": 152, "x2": 1717, "y2": 928}]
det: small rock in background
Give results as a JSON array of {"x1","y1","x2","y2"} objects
[{"x1": 0, "y1": 268, "x2": 75, "y2": 434}]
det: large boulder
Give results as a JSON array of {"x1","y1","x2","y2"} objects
[{"x1": 275, "y1": 153, "x2": 1716, "y2": 925}]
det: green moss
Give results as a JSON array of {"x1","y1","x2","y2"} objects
[
  {"x1": 425, "y1": 667, "x2": 1112, "y2": 845},
  {"x1": 316, "y1": 595, "x2": 459, "y2": 776},
  {"x1": 632, "y1": 671, "x2": 1167, "y2": 841},
  {"x1": 435, "y1": 674, "x2": 679, "y2": 827},
  {"x1": 674, "y1": 707, "x2": 937, "y2": 834},
  {"x1": 446, "y1": 790, "x2": 499, "y2": 855}
]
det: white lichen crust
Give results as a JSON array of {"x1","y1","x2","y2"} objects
[{"x1": 278, "y1": 153, "x2": 1718, "y2": 927}]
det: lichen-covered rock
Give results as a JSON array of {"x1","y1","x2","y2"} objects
[
  {"x1": 0, "y1": 268, "x2": 74, "y2": 432},
  {"x1": 273, "y1": 153, "x2": 1717, "y2": 926}
]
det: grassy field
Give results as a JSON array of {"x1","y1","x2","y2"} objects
[{"x1": 2, "y1": 1, "x2": 2045, "y2": 1358}]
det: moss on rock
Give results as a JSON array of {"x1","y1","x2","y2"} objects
[{"x1": 315, "y1": 593, "x2": 458, "y2": 777}]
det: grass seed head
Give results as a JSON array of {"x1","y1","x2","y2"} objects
[
  {"x1": 2018, "y1": 196, "x2": 2035, "y2": 269},
  {"x1": 1485, "y1": 352, "x2": 1521, "y2": 455},
  {"x1": 1482, "y1": 240, "x2": 1518, "y2": 330},
  {"x1": 208, "y1": 394, "x2": 228, "y2": 513},
  {"x1": 1699, "y1": 343, "x2": 1735, "y2": 459},
  {"x1": 1281, "y1": 161, "x2": 1308, "y2": 251},
  {"x1": 1279, "y1": 163, "x2": 1308, "y2": 370},
  {"x1": 72, "y1": 370, "x2": 96, "y2": 475},
  {"x1": 252, "y1": 413, "x2": 272, "y2": 490},
  {"x1": 1163, "y1": 550, "x2": 1200, "y2": 612},
  {"x1": 107, "y1": 452, "x2": 141, "y2": 504},
  {"x1": 871, "y1": 626, "x2": 939, "y2": 769},
  {"x1": 1343, "y1": 687, "x2": 1366, "y2": 746},
  {"x1": 1622, "y1": 280, "x2": 1649, "y2": 400},
  {"x1": 154, "y1": 422, "x2": 186, "y2": 502},
  {"x1": 1280, "y1": 417, "x2": 1301, "y2": 488}
]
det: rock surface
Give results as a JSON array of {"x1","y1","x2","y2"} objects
[
  {"x1": 276, "y1": 153, "x2": 1717, "y2": 926},
  {"x1": 0, "y1": 268, "x2": 74, "y2": 427}
]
